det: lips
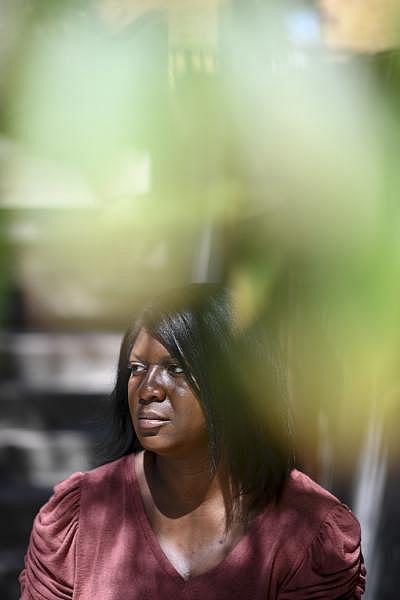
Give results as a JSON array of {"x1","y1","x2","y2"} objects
[
  {"x1": 137, "y1": 411, "x2": 170, "y2": 430},
  {"x1": 138, "y1": 411, "x2": 169, "y2": 421}
]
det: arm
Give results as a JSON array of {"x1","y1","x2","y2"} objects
[
  {"x1": 279, "y1": 504, "x2": 366, "y2": 599},
  {"x1": 19, "y1": 471, "x2": 82, "y2": 600}
]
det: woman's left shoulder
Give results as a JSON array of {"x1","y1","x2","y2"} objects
[
  {"x1": 276, "y1": 469, "x2": 366, "y2": 598},
  {"x1": 281, "y1": 469, "x2": 351, "y2": 518}
]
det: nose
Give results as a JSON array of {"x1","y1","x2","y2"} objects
[{"x1": 138, "y1": 365, "x2": 166, "y2": 403}]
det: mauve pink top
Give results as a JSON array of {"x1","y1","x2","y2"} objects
[{"x1": 19, "y1": 454, "x2": 366, "y2": 599}]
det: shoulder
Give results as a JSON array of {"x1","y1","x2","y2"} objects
[
  {"x1": 277, "y1": 468, "x2": 362, "y2": 561},
  {"x1": 78, "y1": 454, "x2": 134, "y2": 521},
  {"x1": 31, "y1": 469, "x2": 83, "y2": 538},
  {"x1": 35, "y1": 454, "x2": 131, "y2": 514},
  {"x1": 274, "y1": 469, "x2": 366, "y2": 598},
  {"x1": 280, "y1": 468, "x2": 350, "y2": 522},
  {"x1": 19, "y1": 470, "x2": 83, "y2": 598},
  {"x1": 19, "y1": 455, "x2": 134, "y2": 599},
  {"x1": 82, "y1": 454, "x2": 132, "y2": 489},
  {"x1": 267, "y1": 469, "x2": 358, "y2": 548}
]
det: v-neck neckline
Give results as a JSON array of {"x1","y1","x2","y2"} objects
[{"x1": 126, "y1": 452, "x2": 268, "y2": 587}]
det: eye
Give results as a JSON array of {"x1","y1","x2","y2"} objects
[
  {"x1": 167, "y1": 363, "x2": 184, "y2": 377},
  {"x1": 127, "y1": 362, "x2": 147, "y2": 377}
]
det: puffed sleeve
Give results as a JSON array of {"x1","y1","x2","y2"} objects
[
  {"x1": 280, "y1": 504, "x2": 366, "y2": 599},
  {"x1": 19, "y1": 471, "x2": 82, "y2": 600}
]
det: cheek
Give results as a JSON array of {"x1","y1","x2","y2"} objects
[
  {"x1": 127, "y1": 379, "x2": 139, "y2": 410},
  {"x1": 178, "y1": 389, "x2": 206, "y2": 425},
  {"x1": 127, "y1": 379, "x2": 134, "y2": 398}
]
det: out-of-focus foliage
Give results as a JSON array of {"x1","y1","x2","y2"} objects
[
  {"x1": 319, "y1": 0, "x2": 400, "y2": 53},
  {"x1": 1, "y1": 0, "x2": 400, "y2": 470}
]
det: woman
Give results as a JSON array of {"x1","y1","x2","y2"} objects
[{"x1": 19, "y1": 284, "x2": 366, "y2": 599}]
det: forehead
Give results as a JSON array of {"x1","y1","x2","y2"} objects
[{"x1": 129, "y1": 328, "x2": 171, "y2": 361}]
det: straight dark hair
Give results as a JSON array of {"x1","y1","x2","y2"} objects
[{"x1": 101, "y1": 283, "x2": 294, "y2": 520}]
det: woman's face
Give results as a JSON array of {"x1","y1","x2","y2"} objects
[{"x1": 128, "y1": 328, "x2": 208, "y2": 458}]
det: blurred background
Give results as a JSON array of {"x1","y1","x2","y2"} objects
[{"x1": 1, "y1": 0, "x2": 400, "y2": 597}]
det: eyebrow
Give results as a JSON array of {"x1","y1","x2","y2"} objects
[{"x1": 129, "y1": 352, "x2": 178, "y2": 365}]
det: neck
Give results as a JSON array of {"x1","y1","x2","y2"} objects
[{"x1": 145, "y1": 450, "x2": 224, "y2": 517}]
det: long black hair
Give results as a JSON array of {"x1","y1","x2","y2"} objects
[{"x1": 101, "y1": 283, "x2": 294, "y2": 515}]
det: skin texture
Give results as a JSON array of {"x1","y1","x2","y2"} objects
[
  {"x1": 128, "y1": 328, "x2": 208, "y2": 459},
  {"x1": 128, "y1": 329, "x2": 246, "y2": 579}
]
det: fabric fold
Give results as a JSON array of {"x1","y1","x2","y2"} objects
[
  {"x1": 19, "y1": 471, "x2": 82, "y2": 600},
  {"x1": 279, "y1": 504, "x2": 366, "y2": 599}
]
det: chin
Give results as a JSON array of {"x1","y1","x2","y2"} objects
[{"x1": 136, "y1": 431, "x2": 177, "y2": 455}]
